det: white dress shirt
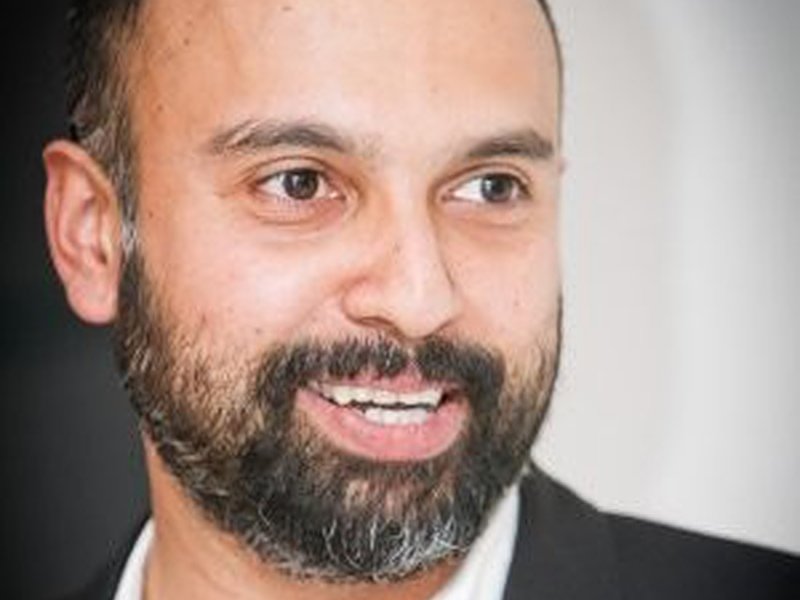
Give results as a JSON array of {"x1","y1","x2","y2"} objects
[{"x1": 114, "y1": 486, "x2": 519, "y2": 600}]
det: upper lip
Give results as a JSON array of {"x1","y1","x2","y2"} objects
[{"x1": 311, "y1": 367, "x2": 454, "y2": 395}]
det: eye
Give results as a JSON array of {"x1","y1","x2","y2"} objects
[
  {"x1": 450, "y1": 173, "x2": 529, "y2": 204},
  {"x1": 255, "y1": 168, "x2": 337, "y2": 203}
]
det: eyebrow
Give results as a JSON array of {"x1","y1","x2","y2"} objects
[
  {"x1": 203, "y1": 119, "x2": 554, "y2": 164},
  {"x1": 204, "y1": 119, "x2": 358, "y2": 156},
  {"x1": 462, "y1": 129, "x2": 554, "y2": 163}
]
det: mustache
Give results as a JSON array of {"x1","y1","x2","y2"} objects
[{"x1": 253, "y1": 336, "x2": 506, "y2": 412}]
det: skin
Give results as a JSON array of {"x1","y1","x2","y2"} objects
[{"x1": 43, "y1": 0, "x2": 562, "y2": 598}]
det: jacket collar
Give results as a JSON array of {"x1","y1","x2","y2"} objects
[{"x1": 503, "y1": 464, "x2": 622, "y2": 600}]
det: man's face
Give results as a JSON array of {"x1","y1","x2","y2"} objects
[{"x1": 116, "y1": 0, "x2": 561, "y2": 581}]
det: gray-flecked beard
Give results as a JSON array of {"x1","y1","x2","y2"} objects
[{"x1": 113, "y1": 250, "x2": 560, "y2": 582}]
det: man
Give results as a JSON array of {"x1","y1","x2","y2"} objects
[{"x1": 43, "y1": 0, "x2": 798, "y2": 598}]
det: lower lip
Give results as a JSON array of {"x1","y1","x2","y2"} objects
[{"x1": 295, "y1": 388, "x2": 468, "y2": 462}]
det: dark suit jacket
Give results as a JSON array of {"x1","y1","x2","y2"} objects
[{"x1": 68, "y1": 466, "x2": 800, "y2": 599}]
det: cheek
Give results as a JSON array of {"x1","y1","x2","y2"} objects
[
  {"x1": 451, "y1": 234, "x2": 560, "y2": 353},
  {"x1": 136, "y1": 194, "x2": 349, "y2": 349}
]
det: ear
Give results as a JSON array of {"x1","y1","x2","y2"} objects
[{"x1": 43, "y1": 140, "x2": 125, "y2": 325}]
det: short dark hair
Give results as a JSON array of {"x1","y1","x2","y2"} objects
[
  {"x1": 65, "y1": 0, "x2": 561, "y2": 226},
  {"x1": 66, "y1": 0, "x2": 142, "y2": 238}
]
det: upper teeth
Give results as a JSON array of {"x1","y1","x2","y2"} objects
[{"x1": 313, "y1": 383, "x2": 443, "y2": 409}]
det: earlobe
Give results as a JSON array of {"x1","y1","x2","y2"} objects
[{"x1": 43, "y1": 140, "x2": 124, "y2": 325}]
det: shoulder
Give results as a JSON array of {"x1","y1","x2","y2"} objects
[
  {"x1": 607, "y1": 513, "x2": 800, "y2": 599},
  {"x1": 506, "y1": 466, "x2": 800, "y2": 600}
]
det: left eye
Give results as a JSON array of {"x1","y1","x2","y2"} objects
[
  {"x1": 450, "y1": 173, "x2": 527, "y2": 204},
  {"x1": 256, "y1": 168, "x2": 334, "y2": 202}
]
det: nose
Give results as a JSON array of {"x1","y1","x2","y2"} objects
[{"x1": 341, "y1": 208, "x2": 462, "y2": 341}]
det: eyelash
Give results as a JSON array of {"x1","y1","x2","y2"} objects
[
  {"x1": 251, "y1": 166, "x2": 342, "y2": 204},
  {"x1": 248, "y1": 164, "x2": 533, "y2": 211},
  {"x1": 447, "y1": 170, "x2": 533, "y2": 205}
]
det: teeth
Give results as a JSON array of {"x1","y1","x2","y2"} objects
[
  {"x1": 363, "y1": 407, "x2": 431, "y2": 426},
  {"x1": 315, "y1": 383, "x2": 443, "y2": 408}
]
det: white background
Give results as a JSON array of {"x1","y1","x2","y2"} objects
[{"x1": 535, "y1": 0, "x2": 800, "y2": 554}]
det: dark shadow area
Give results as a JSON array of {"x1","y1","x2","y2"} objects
[{"x1": 1, "y1": 3, "x2": 148, "y2": 598}]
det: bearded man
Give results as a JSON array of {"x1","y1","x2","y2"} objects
[{"x1": 44, "y1": 0, "x2": 799, "y2": 598}]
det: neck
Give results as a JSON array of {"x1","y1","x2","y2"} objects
[{"x1": 142, "y1": 440, "x2": 459, "y2": 600}]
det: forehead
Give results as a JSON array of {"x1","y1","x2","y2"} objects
[{"x1": 129, "y1": 0, "x2": 559, "y2": 155}]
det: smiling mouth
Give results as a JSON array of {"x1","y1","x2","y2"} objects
[
  {"x1": 296, "y1": 376, "x2": 468, "y2": 462},
  {"x1": 309, "y1": 382, "x2": 454, "y2": 426}
]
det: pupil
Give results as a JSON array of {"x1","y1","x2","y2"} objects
[
  {"x1": 481, "y1": 175, "x2": 513, "y2": 203},
  {"x1": 284, "y1": 169, "x2": 319, "y2": 200}
]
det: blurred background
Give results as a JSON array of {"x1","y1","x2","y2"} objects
[
  {"x1": 2, "y1": 2, "x2": 148, "y2": 597},
  {"x1": 1, "y1": 0, "x2": 798, "y2": 597}
]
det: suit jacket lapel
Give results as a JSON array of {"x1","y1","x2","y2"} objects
[{"x1": 503, "y1": 465, "x2": 622, "y2": 600}]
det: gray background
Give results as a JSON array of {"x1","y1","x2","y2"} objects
[{"x1": 538, "y1": 0, "x2": 800, "y2": 554}]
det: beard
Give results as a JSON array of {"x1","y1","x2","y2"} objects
[{"x1": 113, "y1": 249, "x2": 560, "y2": 583}]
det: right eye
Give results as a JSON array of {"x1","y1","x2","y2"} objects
[{"x1": 255, "y1": 168, "x2": 337, "y2": 203}]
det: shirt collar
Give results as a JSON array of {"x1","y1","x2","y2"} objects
[
  {"x1": 113, "y1": 519, "x2": 153, "y2": 600},
  {"x1": 432, "y1": 484, "x2": 520, "y2": 600}
]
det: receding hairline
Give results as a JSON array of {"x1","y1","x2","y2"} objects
[
  {"x1": 67, "y1": 0, "x2": 563, "y2": 210},
  {"x1": 108, "y1": 0, "x2": 562, "y2": 96}
]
